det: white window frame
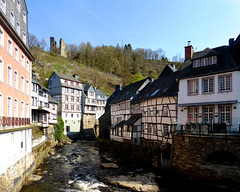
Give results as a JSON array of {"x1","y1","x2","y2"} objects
[
  {"x1": 10, "y1": 10, "x2": 15, "y2": 27},
  {"x1": 209, "y1": 56, "x2": 217, "y2": 65},
  {"x1": 219, "y1": 105, "x2": 231, "y2": 124},
  {"x1": 201, "y1": 58, "x2": 208, "y2": 67},
  {"x1": 21, "y1": 54, "x2": 25, "y2": 68},
  {"x1": 0, "y1": 27, "x2": 4, "y2": 48},
  {"x1": 26, "y1": 60, "x2": 29, "y2": 72},
  {"x1": 14, "y1": 70, "x2": 18, "y2": 89},
  {"x1": 23, "y1": 10, "x2": 26, "y2": 23},
  {"x1": 15, "y1": 46, "x2": 19, "y2": 62},
  {"x1": 0, "y1": 57, "x2": 4, "y2": 83},
  {"x1": 189, "y1": 106, "x2": 198, "y2": 123},
  {"x1": 17, "y1": 0, "x2": 20, "y2": 12},
  {"x1": 23, "y1": 31, "x2": 26, "y2": 44},
  {"x1": 202, "y1": 77, "x2": 214, "y2": 94},
  {"x1": 21, "y1": 100, "x2": 24, "y2": 118},
  {"x1": 16, "y1": 20, "x2": 20, "y2": 35},
  {"x1": 14, "y1": 98, "x2": 18, "y2": 117},
  {"x1": 21, "y1": 75, "x2": 24, "y2": 93},
  {"x1": 26, "y1": 102, "x2": 29, "y2": 118},
  {"x1": 193, "y1": 59, "x2": 200, "y2": 68},
  {"x1": 0, "y1": 0, "x2": 6, "y2": 15},
  {"x1": 26, "y1": 79, "x2": 29, "y2": 95},
  {"x1": 7, "y1": 96, "x2": 12, "y2": 117},
  {"x1": 8, "y1": 39, "x2": 13, "y2": 56},
  {"x1": 7, "y1": 65, "x2": 12, "y2": 86},
  {"x1": 188, "y1": 79, "x2": 199, "y2": 95},
  {"x1": 203, "y1": 106, "x2": 214, "y2": 124},
  {"x1": 219, "y1": 74, "x2": 232, "y2": 92},
  {"x1": 0, "y1": 93, "x2": 3, "y2": 116}
]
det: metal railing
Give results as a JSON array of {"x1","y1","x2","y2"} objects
[{"x1": 172, "y1": 123, "x2": 240, "y2": 137}]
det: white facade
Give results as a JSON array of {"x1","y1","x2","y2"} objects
[{"x1": 178, "y1": 71, "x2": 240, "y2": 132}]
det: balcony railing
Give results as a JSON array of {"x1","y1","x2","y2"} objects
[
  {"x1": 172, "y1": 123, "x2": 240, "y2": 137},
  {"x1": 0, "y1": 117, "x2": 31, "y2": 130}
]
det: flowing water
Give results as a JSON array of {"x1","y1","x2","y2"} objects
[
  {"x1": 21, "y1": 141, "x2": 231, "y2": 192},
  {"x1": 21, "y1": 141, "x2": 135, "y2": 192}
]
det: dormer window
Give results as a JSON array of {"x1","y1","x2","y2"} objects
[
  {"x1": 193, "y1": 59, "x2": 200, "y2": 68},
  {"x1": 209, "y1": 56, "x2": 217, "y2": 65},
  {"x1": 193, "y1": 56, "x2": 217, "y2": 68}
]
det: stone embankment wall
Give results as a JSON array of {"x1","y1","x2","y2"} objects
[
  {"x1": 172, "y1": 135, "x2": 240, "y2": 184},
  {"x1": 98, "y1": 139, "x2": 171, "y2": 171}
]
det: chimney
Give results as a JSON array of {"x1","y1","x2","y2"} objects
[
  {"x1": 229, "y1": 38, "x2": 234, "y2": 46},
  {"x1": 116, "y1": 84, "x2": 121, "y2": 91},
  {"x1": 185, "y1": 41, "x2": 193, "y2": 61}
]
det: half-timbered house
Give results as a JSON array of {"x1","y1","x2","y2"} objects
[
  {"x1": 131, "y1": 65, "x2": 179, "y2": 146},
  {"x1": 110, "y1": 78, "x2": 151, "y2": 142}
]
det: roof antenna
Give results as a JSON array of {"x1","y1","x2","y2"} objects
[{"x1": 187, "y1": 41, "x2": 191, "y2": 46}]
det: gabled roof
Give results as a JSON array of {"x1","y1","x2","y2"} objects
[
  {"x1": 132, "y1": 70, "x2": 179, "y2": 104},
  {"x1": 110, "y1": 77, "x2": 151, "y2": 105},
  {"x1": 48, "y1": 95, "x2": 58, "y2": 104},
  {"x1": 105, "y1": 86, "x2": 122, "y2": 112},
  {"x1": 178, "y1": 40, "x2": 240, "y2": 79},
  {"x1": 54, "y1": 72, "x2": 81, "y2": 83},
  {"x1": 96, "y1": 89, "x2": 105, "y2": 96},
  {"x1": 159, "y1": 64, "x2": 177, "y2": 78}
]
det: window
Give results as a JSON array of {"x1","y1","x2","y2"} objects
[
  {"x1": 21, "y1": 55, "x2": 25, "y2": 68},
  {"x1": 188, "y1": 79, "x2": 198, "y2": 95},
  {"x1": 15, "y1": 47, "x2": 19, "y2": 61},
  {"x1": 77, "y1": 105, "x2": 80, "y2": 111},
  {"x1": 65, "y1": 80, "x2": 68, "y2": 85},
  {"x1": 0, "y1": 0, "x2": 6, "y2": 14},
  {"x1": 189, "y1": 107, "x2": 198, "y2": 123},
  {"x1": 71, "y1": 96, "x2": 74, "y2": 102},
  {"x1": 203, "y1": 77, "x2": 214, "y2": 94},
  {"x1": 193, "y1": 59, "x2": 200, "y2": 68},
  {"x1": 23, "y1": 31, "x2": 26, "y2": 44},
  {"x1": 10, "y1": 10, "x2": 15, "y2": 27},
  {"x1": 163, "y1": 125, "x2": 169, "y2": 136},
  {"x1": 7, "y1": 65, "x2": 12, "y2": 86},
  {"x1": 76, "y1": 97, "x2": 80, "y2": 102},
  {"x1": 26, "y1": 80, "x2": 29, "y2": 95},
  {"x1": 21, "y1": 101, "x2": 24, "y2": 118},
  {"x1": 203, "y1": 106, "x2": 213, "y2": 124},
  {"x1": 8, "y1": 39, "x2": 13, "y2": 56},
  {"x1": 23, "y1": 11, "x2": 26, "y2": 23},
  {"x1": 0, "y1": 57, "x2": 3, "y2": 82},
  {"x1": 71, "y1": 89, "x2": 74, "y2": 94},
  {"x1": 26, "y1": 60, "x2": 29, "y2": 72},
  {"x1": 0, "y1": 94, "x2": 3, "y2": 116},
  {"x1": 7, "y1": 97, "x2": 12, "y2": 117},
  {"x1": 14, "y1": 70, "x2": 18, "y2": 89},
  {"x1": 152, "y1": 124, "x2": 157, "y2": 136},
  {"x1": 17, "y1": 0, "x2": 20, "y2": 12},
  {"x1": 65, "y1": 87, "x2": 68, "y2": 93},
  {"x1": 21, "y1": 76, "x2": 24, "y2": 93},
  {"x1": 65, "y1": 104, "x2": 68, "y2": 110},
  {"x1": 16, "y1": 21, "x2": 20, "y2": 35},
  {"x1": 209, "y1": 56, "x2": 217, "y2": 65},
  {"x1": 220, "y1": 105, "x2": 231, "y2": 124},
  {"x1": 0, "y1": 27, "x2": 4, "y2": 47},
  {"x1": 49, "y1": 80, "x2": 52, "y2": 86},
  {"x1": 14, "y1": 99, "x2": 18, "y2": 117},
  {"x1": 162, "y1": 106, "x2": 168, "y2": 116},
  {"x1": 201, "y1": 58, "x2": 208, "y2": 67},
  {"x1": 26, "y1": 103, "x2": 29, "y2": 117},
  {"x1": 71, "y1": 105, "x2": 74, "y2": 110},
  {"x1": 219, "y1": 75, "x2": 231, "y2": 92},
  {"x1": 65, "y1": 95, "x2": 68, "y2": 101}
]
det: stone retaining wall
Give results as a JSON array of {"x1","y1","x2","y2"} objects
[
  {"x1": 172, "y1": 135, "x2": 240, "y2": 184},
  {"x1": 0, "y1": 141, "x2": 52, "y2": 192}
]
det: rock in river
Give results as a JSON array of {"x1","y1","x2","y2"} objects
[
  {"x1": 105, "y1": 172, "x2": 159, "y2": 192},
  {"x1": 100, "y1": 162, "x2": 119, "y2": 169}
]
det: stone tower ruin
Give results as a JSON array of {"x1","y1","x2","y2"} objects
[{"x1": 50, "y1": 37, "x2": 68, "y2": 58}]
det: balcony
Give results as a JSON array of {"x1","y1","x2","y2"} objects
[
  {"x1": 173, "y1": 123, "x2": 240, "y2": 137},
  {"x1": 0, "y1": 117, "x2": 31, "y2": 130}
]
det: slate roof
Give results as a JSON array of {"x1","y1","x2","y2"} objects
[
  {"x1": 132, "y1": 71, "x2": 179, "y2": 104},
  {"x1": 110, "y1": 77, "x2": 151, "y2": 105},
  {"x1": 54, "y1": 72, "x2": 81, "y2": 83},
  {"x1": 178, "y1": 36, "x2": 240, "y2": 79},
  {"x1": 105, "y1": 86, "x2": 122, "y2": 112},
  {"x1": 48, "y1": 95, "x2": 58, "y2": 104}
]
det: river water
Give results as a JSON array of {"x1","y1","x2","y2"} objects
[{"x1": 21, "y1": 141, "x2": 230, "y2": 192}]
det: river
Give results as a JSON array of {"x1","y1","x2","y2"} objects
[{"x1": 21, "y1": 141, "x2": 230, "y2": 192}]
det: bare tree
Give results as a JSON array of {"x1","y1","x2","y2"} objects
[{"x1": 28, "y1": 33, "x2": 39, "y2": 50}]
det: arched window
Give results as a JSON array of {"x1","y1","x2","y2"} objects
[
  {"x1": 0, "y1": 0, "x2": 6, "y2": 15},
  {"x1": 7, "y1": 96, "x2": 12, "y2": 117},
  {"x1": 10, "y1": 10, "x2": 15, "y2": 27},
  {"x1": 0, "y1": 57, "x2": 3, "y2": 82},
  {"x1": 8, "y1": 39, "x2": 13, "y2": 56},
  {"x1": 0, "y1": 93, "x2": 3, "y2": 116},
  {"x1": 7, "y1": 65, "x2": 12, "y2": 86},
  {"x1": 14, "y1": 70, "x2": 18, "y2": 89},
  {"x1": 14, "y1": 99, "x2": 18, "y2": 117},
  {"x1": 0, "y1": 27, "x2": 4, "y2": 47}
]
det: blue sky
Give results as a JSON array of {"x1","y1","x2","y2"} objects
[{"x1": 27, "y1": 0, "x2": 240, "y2": 61}]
